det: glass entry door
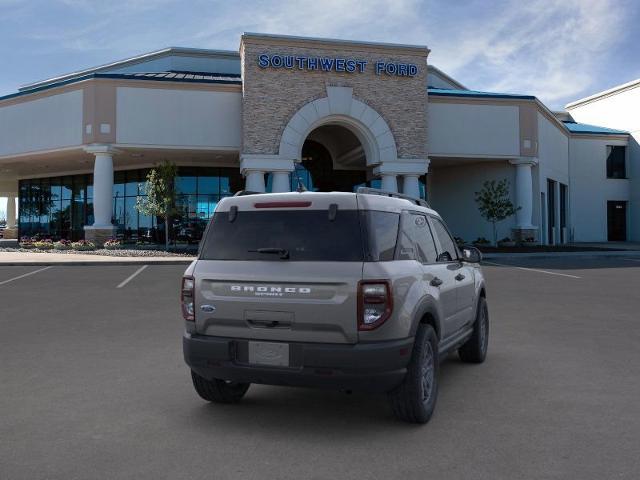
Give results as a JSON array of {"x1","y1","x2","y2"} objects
[{"x1": 607, "y1": 201, "x2": 627, "y2": 241}]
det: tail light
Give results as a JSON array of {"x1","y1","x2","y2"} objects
[
  {"x1": 358, "y1": 280, "x2": 393, "y2": 330},
  {"x1": 181, "y1": 276, "x2": 195, "y2": 321}
]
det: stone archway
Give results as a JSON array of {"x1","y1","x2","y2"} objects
[
  {"x1": 278, "y1": 86, "x2": 398, "y2": 167},
  {"x1": 240, "y1": 86, "x2": 428, "y2": 195}
]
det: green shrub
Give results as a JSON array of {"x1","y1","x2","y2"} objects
[
  {"x1": 54, "y1": 240, "x2": 72, "y2": 250},
  {"x1": 103, "y1": 238, "x2": 122, "y2": 250},
  {"x1": 71, "y1": 240, "x2": 96, "y2": 251},
  {"x1": 33, "y1": 240, "x2": 54, "y2": 250}
]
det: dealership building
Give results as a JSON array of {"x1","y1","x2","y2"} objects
[{"x1": 0, "y1": 33, "x2": 637, "y2": 245}]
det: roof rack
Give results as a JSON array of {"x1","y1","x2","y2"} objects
[
  {"x1": 356, "y1": 187, "x2": 431, "y2": 209},
  {"x1": 233, "y1": 190, "x2": 262, "y2": 196}
]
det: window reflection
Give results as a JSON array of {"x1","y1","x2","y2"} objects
[{"x1": 18, "y1": 167, "x2": 242, "y2": 244}]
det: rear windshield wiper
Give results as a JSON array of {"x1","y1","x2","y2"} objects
[{"x1": 248, "y1": 247, "x2": 290, "y2": 259}]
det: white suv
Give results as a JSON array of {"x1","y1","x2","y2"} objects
[{"x1": 182, "y1": 188, "x2": 488, "y2": 423}]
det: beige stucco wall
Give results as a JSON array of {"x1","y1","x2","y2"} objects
[
  {"x1": 240, "y1": 35, "x2": 429, "y2": 160},
  {"x1": 116, "y1": 86, "x2": 242, "y2": 148},
  {"x1": 0, "y1": 89, "x2": 83, "y2": 157},
  {"x1": 427, "y1": 102, "x2": 520, "y2": 157},
  {"x1": 567, "y1": 85, "x2": 640, "y2": 241}
]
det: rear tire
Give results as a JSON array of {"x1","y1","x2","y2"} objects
[
  {"x1": 190, "y1": 370, "x2": 250, "y2": 403},
  {"x1": 458, "y1": 296, "x2": 489, "y2": 363},
  {"x1": 388, "y1": 324, "x2": 439, "y2": 424}
]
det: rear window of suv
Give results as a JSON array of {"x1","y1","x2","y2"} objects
[
  {"x1": 200, "y1": 209, "x2": 400, "y2": 262},
  {"x1": 200, "y1": 210, "x2": 364, "y2": 261}
]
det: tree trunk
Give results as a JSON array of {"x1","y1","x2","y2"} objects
[
  {"x1": 492, "y1": 221, "x2": 497, "y2": 246},
  {"x1": 164, "y1": 215, "x2": 170, "y2": 251}
]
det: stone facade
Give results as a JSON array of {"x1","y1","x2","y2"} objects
[
  {"x1": 240, "y1": 34, "x2": 429, "y2": 161},
  {"x1": 2, "y1": 228, "x2": 18, "y2": 239},
  {"x1": 511, "y1": 227, "x2": 538, "y2": 243},
  {"x1": 84, "y1": 227, "x2": 116, "y2": 247}
]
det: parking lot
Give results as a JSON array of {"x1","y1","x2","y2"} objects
[{"x1": 1, "y1": 256, "x2": 640, "y2": 479}]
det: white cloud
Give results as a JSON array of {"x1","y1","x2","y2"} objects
[
  {"x1": 424, "y1": 0, "x2": 631, "y2": 107},
  {"x1": 185, "y1": 0, "x2": 632, "y2": 107},
  {"x1": 190, "y1": 0, "x2": 426, "y2": 47},
  {"x1": 4, "y1": 0, "x2": 634, "y2": 109}
]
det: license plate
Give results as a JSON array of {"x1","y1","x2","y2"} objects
[{"x1": 248, "y1": 341, "x2": 290, "y2": 367}]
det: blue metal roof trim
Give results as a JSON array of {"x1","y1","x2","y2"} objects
[
  {"x1": 428, "y1": 87, "x2": 536, "y2": 100},
  {"x1": 562, "y1": 121, "x2": 628, "y2": 135},
  {"x1": 0, "y1": 72, "x2": 242, "y2": 102}
]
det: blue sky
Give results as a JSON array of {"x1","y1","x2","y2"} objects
[
  {"x1": 1, "y1": 0, "x2": 639, "y2": 218},
  {"x1": 1, "y1": 0, "x2": 639, "y2": 109}
]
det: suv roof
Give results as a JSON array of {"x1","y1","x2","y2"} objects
[{"x1": 216, "y1": 191, "x2": 438, "y2": 216}]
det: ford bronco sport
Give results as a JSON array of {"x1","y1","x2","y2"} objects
[{"x1": 182, "y1": 188, "x2": 488, "y2": 423}]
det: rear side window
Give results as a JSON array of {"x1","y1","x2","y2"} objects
[
  {"x1": 362, "y1": 211, "x2": 400, "y2": 261},
  {"x1": 200, "y1": 210, "x2": 364, "y2": 261},
  {"x1": 396, "y1": 212, "x2": 438, "y2": 263},
  {"x1": 431, "y1": 217, "x2": 458, "y2": 262}
]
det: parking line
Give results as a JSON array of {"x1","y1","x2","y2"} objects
[
  {"x1": 0, "y1": 266, "x2": 52, "y2": 286},
  {"x1": 483, "y1": 261, "x2": 581, "y2": 279},
  {"x1": 117, "y1": 265, "x2": 148, "y2": 289}
]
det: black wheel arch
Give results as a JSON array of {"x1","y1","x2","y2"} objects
[{"x1": 410, "y1": 296, "x2": 442, "y2": 340}]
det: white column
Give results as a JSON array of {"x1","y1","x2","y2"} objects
[
  {"x1": 509, "y1": 158, "x2": 538, "y2": 229},
  {"x1": 381, "y1": 174, "x2": 398, "y2": 193},
  {"x1": 402, "y1": 174, "x2": 420, "y2": 199},
  {"x1": 241, "y1": 155, "x2": 294, "y2": 194},
  {"x1": 555, "y1": 181, "x2": 562, "y2": 244},
  {"x1": 83, "y1": 145, "x2": 119, "y2": 238},
  {"x1": 6, "y1": 195, "x2": 16, "y2": 229},
  {"x1": 245, "y1": 170, "x2": 266, "y2": 193},
  {"x1": 271, "y1": 171, "x2": 290, "y2": 193},
  {"x1": 92, "y1": 151, "x2": 115, "y2": 227},
  {"x1": 374, "y1": 160, "x2": 429, "y2": 197}
]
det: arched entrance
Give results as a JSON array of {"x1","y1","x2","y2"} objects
[
  {"x1": 242, "y1": 86, "x2": 427, "y2": 195},
  {"x1": 275, "y1": 87, "x2": 400, "y2": 193},
  {"x1": 294, "y1": 124, "x2": 370, "y2": 192}
]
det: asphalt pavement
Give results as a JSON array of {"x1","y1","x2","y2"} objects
[{"x1": 1, "y1": 257, "x2": 640, "y2": 479}]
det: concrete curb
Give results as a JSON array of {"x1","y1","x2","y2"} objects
[
  {"x1": 0, "y1": 259, "x2": 195, "y2": 266},
  {"x1": 483, "y1": 250, "x2": 640, "y2": 260}
]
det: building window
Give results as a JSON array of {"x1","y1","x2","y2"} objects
[
  {"x1": 606, "y1": 146, "x2": 626, "y2": 179},
  {"x1": 18, "y1": 166, "x2": 243, "y2": 245},
  {"x1": 560, "y1": 183, "x2": 568, "y2": 243}
]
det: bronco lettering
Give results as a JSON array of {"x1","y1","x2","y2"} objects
[{"x1": 230, "y1": 285, "x2": 311, "y2": 294}]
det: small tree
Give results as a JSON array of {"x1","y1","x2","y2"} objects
[
  {"x1": 474, "y1": 179, "x2": 520, "y2": 246},
  {"x1": 136, "y1": 161, "x2": 178, "y2": 251}
]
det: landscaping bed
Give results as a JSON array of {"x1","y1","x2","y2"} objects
[
  {"x1": 0, "y1": 247, "x2": 194, "y2": 257},
  {"x1": 1, "y1": 237, "x2": 196, "y2": 257}
]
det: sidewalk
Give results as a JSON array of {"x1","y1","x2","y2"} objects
[
  {"x1": 483, "y1": 249, "x2": 640, "y2": 260},
  {"x1": 569, "y1": 242, "x2": 640, "y2": 251},
  {"x1": 0, "y1": 251, "x2": 195, "y2": 266}
]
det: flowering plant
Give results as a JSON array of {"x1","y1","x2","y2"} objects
[
  {"x1": 33, "y1": 239, "x2": 54, "y2": 250},
  {"x1": 19, "y1": 236, "x2": 35, "y2": 249},
  {"x1": 71, "y1": 240, "x2": 96, "y2": 251},
  {"x1": 103, "y1": 238, "x2": 122, "y2": 250},
  {"x1": 54, "y1": 239, "x2": 72, "y2": 250}
]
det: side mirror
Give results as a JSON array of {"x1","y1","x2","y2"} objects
[
  {"x1": 436, "y1": 251, "x2": 453, "y2": 263},
  {"x1": 461, "y1": 246, "x2": 482, "y2": 263}
]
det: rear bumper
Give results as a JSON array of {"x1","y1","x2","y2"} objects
[{"x1": 183, "y1": 333, "x2": 414, "y2": 393}]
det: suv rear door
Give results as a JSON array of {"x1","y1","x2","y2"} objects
[
  {"x1": 397, "y1": 211, "x2": 458, "y2": 339},
  {"x1": 428, "y1": 215, "x2": 476, "y2": 332},
  {"x1": 193, "y1": 195, "x2": 363, "y2": 344}
]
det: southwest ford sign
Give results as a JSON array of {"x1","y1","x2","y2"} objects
[{"x1": 257, "y1": 54, "x2": 418, "y2": 77}]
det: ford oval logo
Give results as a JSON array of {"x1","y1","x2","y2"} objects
[{"x1": 200, "y1": 305, "x2": 216, "y2": 313}]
